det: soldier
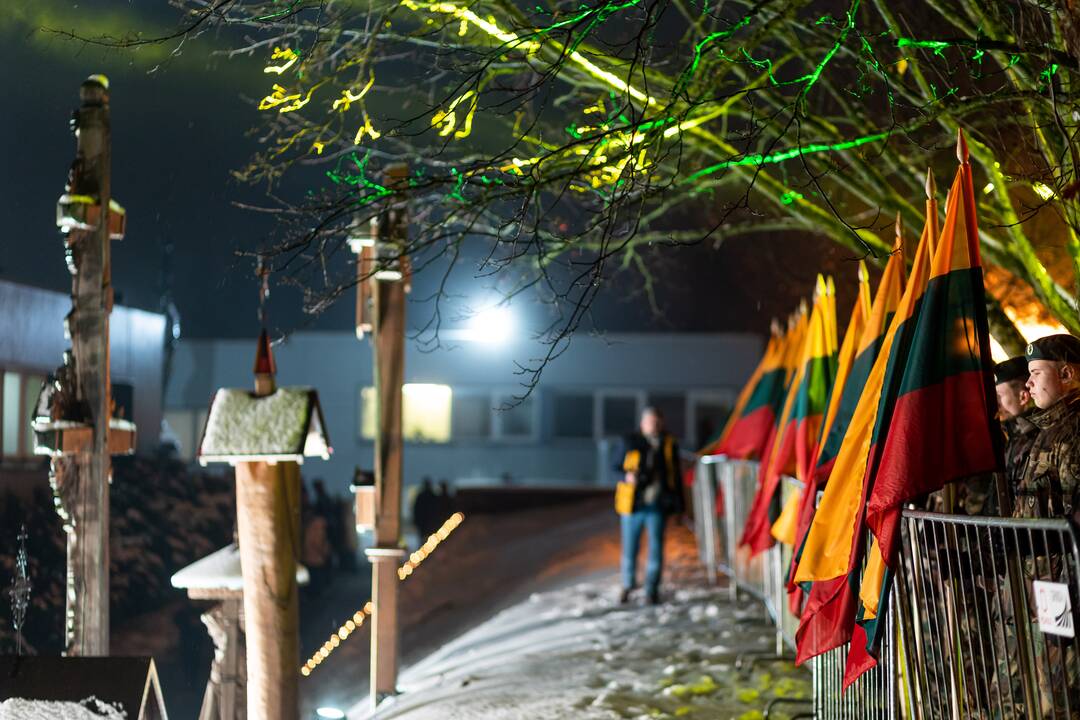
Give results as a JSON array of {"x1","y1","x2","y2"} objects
[
  {"x1": 994, "y1": 356, "x2": 1038, "y2": 513},
  {"x1": 1018, "y1": 334, "x2": 1080, "y2": 520},
  {"x1": 1013, "y1": 335, "x2": 1080, "y2": 714}
]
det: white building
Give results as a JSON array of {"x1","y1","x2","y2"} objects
[
  {"x1": 165, "y1": 330, "x2": 762, "y2": 493},
  {"x1": 0, "y1": 280, "x2": 166, "y2": 486}
]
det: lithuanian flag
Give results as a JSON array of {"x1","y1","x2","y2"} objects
[
  {"x1": 788, "y1": 242, "x2": 905, "y2": 595},
  {"x1": 703, "y1": 323, "x2": 787, "y2": 460},
  {"x1": 772, "y1": 276, "x2": 840, "y2": 547},
  {"x1": 742, "y1": 280, "x2": 834, "y2": 556},
  {"x1": 781, "y1": 263, "x2": 870, "y2": 609},
  {"x1": 844, "y1": 131, "x2": 1001, "y2": 687},
  {"x1": 737, "y1": 309, "x2": 807, "y2": 552},
  {"x1": 792, "y1": 175, "x2": 938, "y2": 666}
]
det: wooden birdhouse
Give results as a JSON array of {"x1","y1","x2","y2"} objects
[{"x1": 194, "y1": 329, "x2": 330, "y2": 720}]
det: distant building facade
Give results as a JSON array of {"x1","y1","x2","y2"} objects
[
  {"x1": 165, "y1": 331, "x2": 761, "y2": 493},
  {"x1": 0, "y1": 280, "x2": 166, "y2": 477}
]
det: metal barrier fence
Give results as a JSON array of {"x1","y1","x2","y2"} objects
[
  {"x1": 898, "y1": 510, "x2": 1080, "y2": 719},
  {"x1": 691, "y1": 458, "x2": 1080, "y2": 719}
]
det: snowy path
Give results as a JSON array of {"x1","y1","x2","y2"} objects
[{"x1": 352, "y1": 526, "x2": 811, "y2": 720}]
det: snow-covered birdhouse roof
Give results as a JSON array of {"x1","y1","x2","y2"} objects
[
  {"x1": 0, "y1": 656, "x2": 167, "y2": 720},
  {"x1": 196, "y1": 387, "x2": 331, "y2": 466},
  {"x1": 170, "y1": 542, "x2": 309, "y2": 599}
]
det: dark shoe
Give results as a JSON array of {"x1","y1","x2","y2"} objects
[
  {"x1": 646, "y1": 589, "x2": 660, "y2": 606},
  {"x1": 619, "y1": 588, "x2": 632, "y2": 605}
]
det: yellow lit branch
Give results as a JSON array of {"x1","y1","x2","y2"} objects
[
  {"x1": 263, "y1": 46, "x2": 299, "y2": 75},
  {"x1": 259, "y1": 81, "x2": 326, "y2": 114},
  {"x1": 353, "y1": 113, "x2": 381, "y2": 144},
  {"x1": 332, "y1": 75, "x2": 376, "y2": 113},
  {"x1": 432, "y1": 90, "x2": 478, "y2": 139}
]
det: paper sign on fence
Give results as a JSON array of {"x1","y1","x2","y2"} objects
[{"x1": 1033, "y1": 580, "x2": 1075, "y2": 638}]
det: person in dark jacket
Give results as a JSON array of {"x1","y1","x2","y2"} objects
[{"x1": 615, "y1": 406, "x2": 684, "y2": 605}]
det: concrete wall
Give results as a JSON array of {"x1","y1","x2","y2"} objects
[
  {"x1": 166, "y1": 330, "x2": 762, "y2": 496},
  {"x1": 0, "y1": 280, "x2": 166, "y2": 455}
]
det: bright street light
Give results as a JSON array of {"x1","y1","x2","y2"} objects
[{"x1": 465, "y1": 305, "x2": 514, "y2": 344}]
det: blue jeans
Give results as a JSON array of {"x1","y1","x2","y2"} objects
[{"x1": 621, "y1": 508, "x2": 666, "y2": 593}]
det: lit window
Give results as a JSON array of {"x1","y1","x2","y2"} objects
[
  {"x1": 3, "y1": 372, "x2": 21, "y2": 457},
  {"x1": 360, "y1": 384, "x2": 452, "y2": 443},
  {"x1": 22, "y1": 375, "x2": 44, "y2": 456}
]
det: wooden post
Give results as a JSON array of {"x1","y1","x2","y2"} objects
[
  {"x1": 62, "y1": 74, "x2": 115, "y2": 656},
  {"x1": 366, "y1": 165, "x2": 409, "y2": 708},
  {"x1": 234, "y1": 461, "x2": 300, "y2": 720},
  {"x1": 232, "y1": 339, "x2": 301, "y2": 720}
]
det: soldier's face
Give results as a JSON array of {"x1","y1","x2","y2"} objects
[
  {"x1": 995, "y1": 381, "x2": 1029, "y2": 419},
  {"x1": 1026, "y1": 360, "x2": 1069, "y2": 409}
]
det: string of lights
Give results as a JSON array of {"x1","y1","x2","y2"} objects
[{"x1": 300, "y1": 512, "x2": 465, "y2": 677}]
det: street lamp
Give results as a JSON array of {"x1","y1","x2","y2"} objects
[{"x1": 466, "y1": 305, "x2": 515, "y2": 344}]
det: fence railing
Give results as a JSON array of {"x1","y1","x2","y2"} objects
[{"x1": 692, "y1": 457, "x2": 1080, "y2": 719}]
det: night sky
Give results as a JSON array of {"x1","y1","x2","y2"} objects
[{"x1": 3, "y1": 0, "x2": 851, "y2": 342}]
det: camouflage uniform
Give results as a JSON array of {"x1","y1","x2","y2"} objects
[
  {"x1": 1012, "y1": 390, "x2": 1080, "y2": 715},
  {"x1": 1014, "y1": 391, "x2": 1080, "y2": 519}
]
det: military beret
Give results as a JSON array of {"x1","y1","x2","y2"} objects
[
  {"x1": 1026, "y1": 334, "x2": 1080, "y2": 364},
  {"x1": 994, "y1": 357, "x2": 1029, "y2": 384}
]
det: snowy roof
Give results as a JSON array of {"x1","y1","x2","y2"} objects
[
  {"x1": 196, "y1": 387, "x2": 331, "y2": 465},
  {"x1": 0, "y1": 657, "x2": 167, "y2": 720},
  {"x1": 170, "y1": 542, "x2": 310, "y2": 592}
]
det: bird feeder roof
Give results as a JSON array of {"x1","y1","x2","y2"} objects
[
  {"x1": 196, "y1": 387, "x2": 330, "y2": 465},
  {"x1": 170, "y1": 543, "x2": 309, "y2": 594}
]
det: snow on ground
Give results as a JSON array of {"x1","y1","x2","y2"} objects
[
  {"x1": 0, "y1": 697, "x2": 127, "y2": 719},
  {"x1": 353, "y1": 526, "x2": 811, "y2": 720}
]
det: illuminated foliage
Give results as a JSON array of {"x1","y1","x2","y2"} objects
[{"x1": 153, "y1": 0, "x2": 1080, "y2": 354}]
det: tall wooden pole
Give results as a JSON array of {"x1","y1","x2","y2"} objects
[
  {"x1": 365, "y1": 165, "x2": 409, "y2": 709},
  {"x1": 62, "y1": 74, "x2": 114, "y2": 656},
  {"x1": 233, "y1": 333, "x2": 301, "y2": 720}
]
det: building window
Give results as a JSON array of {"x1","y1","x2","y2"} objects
[
  {"x1": 452, "y1": 393, "x2": 492, "y2": 440},
  {"x1": 648, "y1": 392, "x2": 687, "y2": 442},
  {"x1": 164, "y1": 409, "x2": 198, "y2": 461},
  {"x1": 2, "y1": 372, "x2": 21, "y2": 456},
  {"x1": 21, "y1": 374, "x2": 43, "y2": 456},
  {"x1": 494, "y1": 395, "x2": 536, "y2": 440},
  {"x1": 600, "y1": 394, "x2": 640, "y2": 438},
  {"x1": 359, "y1": 384, "x2": 452, "y2": 443},
  {"x1": 553, "y1": 392, "x2": 594, "y2": 439},
  {"x1": 691, "y1": 394, "x2": 733, "y2": 450},
  {"x1": 1, "y1": 371, "x2": 46, "y2": 459}
]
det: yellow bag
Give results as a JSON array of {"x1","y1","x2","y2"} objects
[
  {"x1": 615, "y1": 481, "x2": 635, "y2": 515},
  {"x1": 615, "y1": 450, "x2": 641, "y2": 515}
]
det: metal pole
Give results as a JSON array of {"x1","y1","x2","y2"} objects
[
  {"x1": 64, "y1": 74, "x2": 113, "y2": 656},
  {"x1": 367, "y1": 165, "x2": 409, "y2": 709}
]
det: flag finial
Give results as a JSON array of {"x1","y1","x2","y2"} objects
[
  {"x1": 770, "y1": 318, "x2": 782, "y2": 336},
  {"x1": 956, "y1": 128, "x2": 969, "y2": 163},
  {"x1": 894, "y1": 211, "x2": 903, "y2": 245},
  {"x1": 858, "y1": 259, "x2": 869, "y2": 283},
  {"x1": 925, "y1": 167, "x2": 936, "y2": 200},
  {"x1": 826, "y1": 275, "x2": 835, "y2": 296}
]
